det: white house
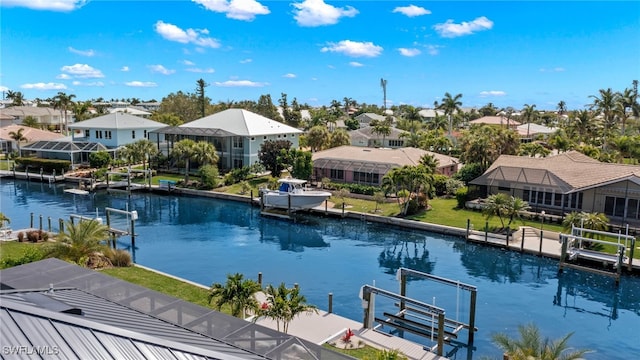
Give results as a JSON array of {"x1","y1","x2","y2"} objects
[{"x1": 69, "y1": 113, "x2": 166, "y2": 148}]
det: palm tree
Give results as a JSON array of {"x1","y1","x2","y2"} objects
[
  {"x1": 557, "y1": 100, "x2": 567, "y2": 127},
  {"x1": 435, "y1": 92, "x2": 463, "y2": 137},
  {"x1": 328, "y1": 128, "x2": 351, "y2": 148},
  {"x1": 483, "y1": 194, "x2": 530, "y2": 232},
  {"x1": 47, "y1": 220, "x2": 110, "y2": 267},
  {"x1": 492, "y1": 323, "x2": 590, "y2": 360},
  {"x1": 371, "y1": 119, "x2": 392, "y2": 147},
  {"x1": 72, "y1": 100, "x2": 91, "y2": 122},
  {"x1": 6, "y1": 90, "x2": 25, "y2": 106},
  {"x1": 52, "y1": 92, "x2": 76, "y2": 135},
  {"x1": 589, "y1": 88, "x2": 619, "y2": 149},
  {"x1": 208, "y1": 273, "x2": 261, "y2": 318},
  {"x1": 8, "y1": 128, "x2": 27, "y2": 156},
  {"x1": 21, "y1": 116, "x2": 40, "y2": 129},
  {"x1": 171, "y1": 139, "x2": 197, "y2": 183},
  {"x1": 562, "y1": 211, "x2": 609, "y2": 234},
  {"x1": 192, "y1": 140, "x2": 219, "y2": 167},
  {"x1": 306, "y1": 125, "x2": 330, "y2": 152},
  {"x1": 522, "y1": 103, "x2": 538, "y2": 138},
  {"x1": 0, "y1": 212, "x2": 10, "y2": 231},
  {"x1": 403, "y1": 105, "x2": 422, "y2": 133},
  {"x1": 256, "y1": 282, "x2": 317, "y2": 333},
  {"x1": 132, "y1": 139, "x2": 158, "y2": 170},
  {"x1": 616, "y1": 87, "x2": 634, "y2": 134}
]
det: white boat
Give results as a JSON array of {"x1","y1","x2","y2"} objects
[{"x1": 260, "y1": 178, "x2": 331, "y2": 210}]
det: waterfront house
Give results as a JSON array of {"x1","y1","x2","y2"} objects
[
  {"x1": 469, "y1": 151, "x2": 640, "y2": 226},
  {"x1": 0, "y1": 124, "x2": 65, "y2": 155},
  {"x1": 312, "y1": 145, "x2": 460, "y2": 186},
  {"x1": 69, "y1": 112, "x2": 166, "y2": 148},
  {"x1": 151, "y1": 108, "x2": 302, "y2": 171}
]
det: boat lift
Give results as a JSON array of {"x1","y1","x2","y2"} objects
[{"x1": 559, "y1": 225, "x2": 636, "y2": 285}]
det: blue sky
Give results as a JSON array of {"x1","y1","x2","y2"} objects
[{"x1": 2, "y1": 0, "x2": 639, "y2": 110}]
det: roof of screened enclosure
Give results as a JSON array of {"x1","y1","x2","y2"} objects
[{"x1": 0, "y1": 258, "x2": 353, "y2": 360}]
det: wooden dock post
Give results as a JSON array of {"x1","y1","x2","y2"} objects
[
  {"x1": 628, "y1": 238, "x2": 636, "y2": 271},
  {"x1": 328, "y1": 293, "x2": 333, "y2": 313},
  {"x1": 468, "y1": 288, "x2": 477, "y2": 344},
  {"x1": 465, "y1": 219, "x2": 470, "y2": 241},
  {"x1": 342, "y1": 202, "x2": 345, "y2": 218},
  {"x1": 48, "y1": 217, "x2": 52, "y2": 233},
  {"x1": 30, "y1": 212, "x2": 34, "y2": 228},
  {"x1": 258, "y1": 272, "x2": 262, "y2": 286},
  {"x1": 58, "y1": 218, "x2": 64, "y2": 234},
  {"x1": 538, "y1": 231, "x2": 544, "y2": 255},
  {"x1": 130, "y1": 216, "x2": 136, "y2": 247},
  {"x1": 39, "y1": 215, "x2": 43, "y2": 232},
  {"x1": 520, "y1": 230, "x2": 525, "y2": 252},
  {"x1": 484, "y1": 221, "x2": 488, "y2": 243}
]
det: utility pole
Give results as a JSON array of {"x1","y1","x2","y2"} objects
[{"x1": 380, "y1": 78, "x2": 387, "y2": 110}]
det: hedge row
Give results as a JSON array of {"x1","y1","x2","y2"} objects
[
  {"x1": 14, "y1": 157, "x2": 71, "y2": 174},
  {"x1": 326, "y1": 181, "x2": 380, "y2": 196}
]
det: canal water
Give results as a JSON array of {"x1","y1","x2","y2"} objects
[{"x1": 1, "y1": 179, "x2": 639, "y2": 359}]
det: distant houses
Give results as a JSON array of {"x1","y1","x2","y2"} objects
[
  {"x1": 349, "y1": 126, "x2": 408, "y2": 148},
  {"x1": 312, "y1": 146, "x2": 460, "y2": 186}
]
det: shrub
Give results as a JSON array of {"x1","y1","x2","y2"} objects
[
  {"x1": 198, "y1": 165, "x2": 219, "y2": 189},
  {"x1": 105, "y1": 248, "x2": 132, "y2": 267},
  {"x1": 14, "y1": 157, "x2": 70, "y2": 174},
  {"x1": 26, "y1": 230, "x2": 41, "y2": 242},
  {"x1": 455, "y1": 187, "x2": 469, "y2": 209},
  {"x1": 1, "y1": 247, "x2": 45, "y2": 269},
  {"x1": 89, "y1": 151, "x2": 111, "y2": 168},
  {"x1": 432, "y1": 174, "x2": 449, "y2": 196},
  {"x1": 17, "y1": 232, "x2": 24, "y2": 242}
]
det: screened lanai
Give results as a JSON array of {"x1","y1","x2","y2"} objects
[{"x1": 20, "y1": 140, "x2": 116, "y2": 168}]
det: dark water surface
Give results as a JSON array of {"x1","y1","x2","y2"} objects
[{"x1": 2, "y1": 179, "x2": 639, "y2": 359}]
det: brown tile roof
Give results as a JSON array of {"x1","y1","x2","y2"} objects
[
  {"x1": 469, "y1": 116, "x2": 521, "y2": 126},
  {"x1": 473, "y1": 151, "x2": 640, "y2": 192},
  {"x1": 0, "y1": 124, "x2": 65, "y2": 143},
  {"x1": 312, "y1": 145, "x2": 459, "y2": 168}
]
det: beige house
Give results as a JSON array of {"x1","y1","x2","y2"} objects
[
  {"x1": 0, "y1": 124, "x2": 65, "y2": 154},
  {"x1": 0, "y1": 106, "x2": 66, "y2": 130},
  {"x1": 312, "y1": 146, "x2": 460, "y2": 186},
  {"x1": 349, "y1": 126, "x2": 408, "y2": 148},
  {"x1": 470, "y1": 151, "x2": 640, "y2": 226},
  {"x1": 469, "y1": 116, "x2": 520, "y2": 129}
]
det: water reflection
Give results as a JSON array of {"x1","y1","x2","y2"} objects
[
  {"x1": 378, "y1": 239, "x2": 434, "y2": 276},
  {"x1": 258, "y1": 219, "x2": 329, "y2": 251}
]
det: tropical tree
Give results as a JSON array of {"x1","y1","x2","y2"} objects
[
  {"x1": 256, "y1": 282, "x2": 317, "y2": 333},
  {"x1": 192, "y1": 140, "x2": 219, "y2": 167},
  {"x1": 402, "y1": 105, "x2": 422, "y2": 133},
  {"x1": 151, "y1": 112, "x2": 184, "y2": 126},
  {"x1": 371, "y1": 118, "x2": 392, "y2": 146},
  {"x1": 522, "y1": 103, "x2": 538, "y2": 138},
  {"x1": 52, "y1": 92, "x2": 76, "y2": 135},
  {"x1": 306, "y1": 125, "x2": 330, "y2": 152},
  {"x1": 46, "y1": 220, "x2": 110, "y2": 267},
  {"x1": 492, "y1": 323, "x2": 591, "y2": 360},
  {"x1": 557, "y1": 100, "x2": 567, "y2": 127},
  {"x1": 171, "y1": 139, "x2": 197, "y2": 183},
  {"x1": 21, "y1": 116, "x2": 40, "y2": 128},
  {"x1": 158, "y1": 90, "x2": 201, "y2": 123},
  {"x1": 589, "y1": 88, "x2": 620, "y2": 149},
  {"x1": 0, "y1": 212, "x2": 10, "y2": 230},
  {"x1": 8, "y1": 128, "x2": 27, "y2": 155},
  {"x1": 6, "y1": 90, "x2": 25, "y2": 106},
  {"x1": 72, "y1": 100, "x2": 92, "y2": 122},
  {"x1": 518, "y1": 142, "x2": 551, "y2": 158},
  {"x1": 483, "y1": 193, "x2": 530, "y2": 232},
  {"x1": 208, "y1": 273, "x2": 261, "y2": 318},
  {"x1": 435, "y1": 92, "x2": 463, "y2": 136},
  {"x1": 258, "y1": 140, "x2": 292, "y2": 176},
  {"x1": 132, "y1": 139, "x2": 158, "y2": 170},
  {"x1": 328, "y1": 128, "x2": 350, "y2": 148},
  {"x1": 562, "y1": 211, "x2": 609, "y2": 233},
  {"x1": 195, "y1": 78, "x2": 209, "y2": 118},
  {"x1": 382, "y1": 165, "x2": 433, "y2": 216}
]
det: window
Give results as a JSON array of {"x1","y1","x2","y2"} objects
[
  {"x1": 233, "y1": 159, "x2": 243, "y2": 168},
  {"x1": 105, "y1": 131, "x2": 112, "y2": 139},
  {"x1": 330, "y1": 169, "x2": 344, "y2": 180},
  {"x1": 353, "y1": 171, "x2": 379, "y2": 185},
  {"x1": 388, "y1": 140, "x2": 404, "y2": 147},
  {"x1": 604, "y1": 196, "x2": 626, "y2": 217},
  {"x1": 95, "y1": 130, "x2": 102, "y2": 139},
  {"x1": 84, "y1": 130, "x2": 90, "y2": 137},
  {"x1": 628, "y1": 199, "x2": 639, "y2": 219},
  {"x1": 132, "y1": 130, "x2": 136, "y2": 139},
  {"x1": 143, "y1": 130, "x2": 147, "y2": 138},
  {"x1": 233, "y1": 137, "x2": 243, "y2": 149}
]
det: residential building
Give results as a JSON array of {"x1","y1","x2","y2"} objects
[
  {"x1": 469, "y1": 151, "x2": 640, "y2": 226},
  {"x1": 312, "y1": 145, "x2": 460, "y2": 186},
  {"x1": 152, "y1": 108, "x2": 302, "y2": 170},
  {"x1": 349, "y1": 126, "x2": 409, "y2": 148},
  {"x1": 355, "y1": 112, "x2": 387, "y2": 126},
  {"x1": 0, "y1": 124, "x2": 65, "y2": 154},
  {"x1": 0, "y1": 106, "x2": 66, "y2": 131},
  {"x1": 69, "y1": 112, "x2": 166, "y2": 148},
  {"x1": 108, "y1": 106, "x2": 152, "y2": 118},
  {"x1": 469, "y1": 116, "x2": 521, "y2": 129}
]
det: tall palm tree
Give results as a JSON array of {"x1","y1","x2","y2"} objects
[
  {"x1": 522, "y1": 104, "x2": 538, "y2": 138},
  {"x1": 589, "y1": 88, "x2": 619, "y2": 149},
  {"x1": 52, "y1": 92, "x2": 76, "y2": 135},
  {"x1": 47, "y1": 220, "x2": 110, "y2": 267},
  {"x1": 132, "y1": 139, "x2": 158, "y2": 170},
  {"x1": 371, "y1": 119, "x2": 392, "y2": 147},
  {"x1": 72, "y1": 100, "x2": 91, "y2": 122},
  {"x1": 8, "y1": 128, "x2": 27, "y2": 156},
  {"x1": 492, "y1": 323, "x2": 590, "y2": 360},
  {"x1": 403, "y1": 105, "x2": 422, "y2": 133},
  {"x1": 171, "y1": 139, "x2": 197, "y2": 183},
  {"x1": 616, "y1": 87, "x2": 634, "y2": 134},
  {"x1": 6, "y1": 90, "x2": 25, "y2": 106},
  {"x1": 328, "y1": 128, "x2": 351, "y2": 148},
  {"x1": 208, "y1": 273, "x2": 261, "y2": 318},
  {"x1": 556, "y1": 100, "x2": 567, "y2": 127},
  {"x1": 435, "y1": 92, "x2": 463, "y2": 137}
]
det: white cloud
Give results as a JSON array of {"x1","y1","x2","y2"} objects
[
  {"x1": 479, "y1": 90, "x2": 506, "y2": 97},
  {"x1": 283, "y1": 73, "x2": 296, "y2": 78},
  {"x1": 71, "y1": 81, "x2": 104, "y2": 87},
  {"x1": 434, "y1": 16, "x2": 493, "y2": 38},
  {"x1": 0, "y1": 86, "x2": 8, "y2": 92},
  {"x1": 321, "y1": 40, "x2": 382, "y2": 57},
  {"x1": 398, "y1": 48, "x2": 421, "y2": 57},
  {"x1": 125, "y1": 81, "x2": 158, "y2": 87},
  {"x1": 68, "y1": 46, "x2": 95, "y2": 56},
  {"x1": 148, "y1": 64, "x2": 176, "y2": 75},
  {"x1": 154, "y1": 20, "x2": 221, "y2": 48},
  {"x1": 240, "y1": 58, "x2": 252, "y2": 64},
  {"x1": 292, "y1": 0, "x2": 358, "y2": 27},
  {"x1": 214, "y1": 80, "x2": 267, "y2": 87},
  {"x1": 120, "y1": 66, "x2": 130, "y2": 72},
  {"x1": 56, "y1": 73, "x2": 72, "y2": 79},
  {"x1": 186, "y1": 67, "x2": 215, "y2": 73},
  {"x1": 2, "y1": 0, "x2": 86, "y2": 12},
  {"x1": 392, "y1": 5, "x2": 431, "y2": 17},
  {"x1": 60, "y1": 64, "x2": 104, "y2": 78},
  {"x1": 21, "y1": 82, "x2": 67, "y2": 90},
  {"x1": 193, "y1": 0, "x2": 270, "y2": 21},
  {"x1": 426, "y1": 45, "x2": 441, "y2": 56},
  {"x1": 182, "y1": 60, "x2": 195, "y2": 66},
  {"x1": 539, "y1": 67, "x2": 565, "y2": 72},
  {"x1": 349, "y1": 61, "x2": 363, "y2": 67}
]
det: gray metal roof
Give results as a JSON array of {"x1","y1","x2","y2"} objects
[
  {"x1": 0, "y1": 259, "x2": 354, "y2": 360},
  {"x1": 151, "y1": 126, "x2": 236, "y2": 137},
  {"x1": 20, "y1": 140, "x2": 109, "y2": 153}
]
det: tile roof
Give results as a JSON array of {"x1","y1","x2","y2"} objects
[
  {"x1": 69, "y1": 113, "x2": 166, "y2": 130},
  {"x1": 312, "y1": 145, "x2": 459, "y2": 168},
  {"x1": 0, "y1": 125, "x2": 65, "y2": 142},
  {"x1": 471, "y1": 151, "x2": 640, "y2": 192},
  {"x1": 469, "y1": 116, "x2": 521, "y2": 126},
  {"x1": 349, "y1": 126, "x2": 408, "y2": 140},
  {"x1": 182, "y1": 109, "x2": 302, "y2": 136},
  {"x1": 0, "y1": 106, "x2": 60, "y2": 117}
]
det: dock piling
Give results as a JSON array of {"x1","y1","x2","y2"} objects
[{"x1": 328, "y1": 293, "x2": 333, "y2": 313}]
